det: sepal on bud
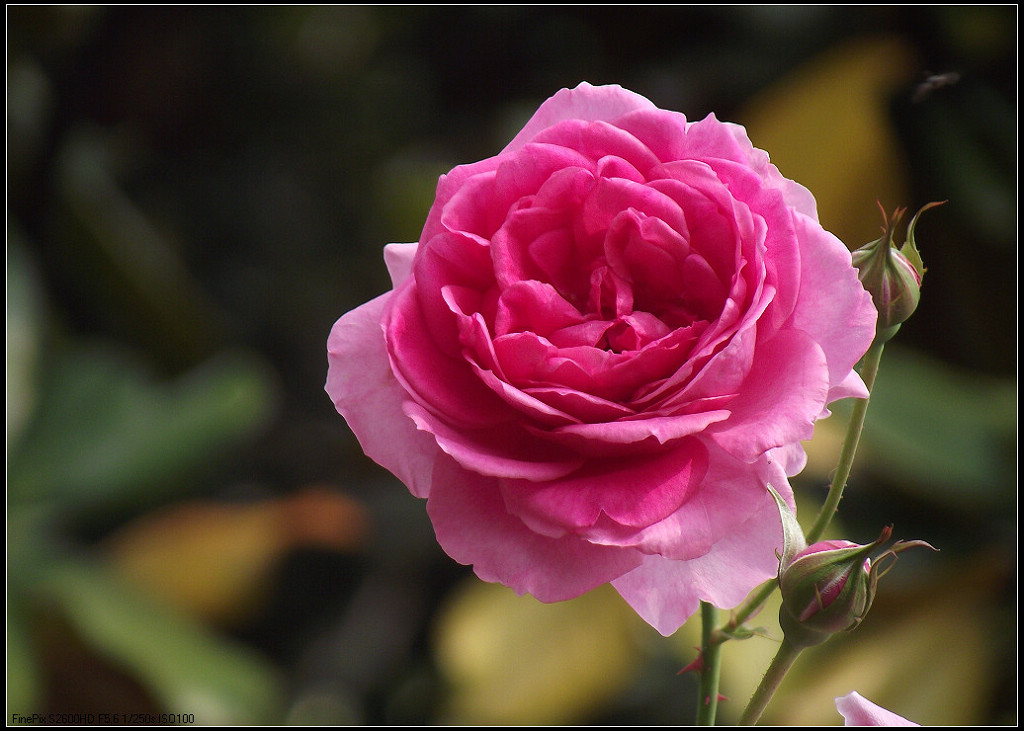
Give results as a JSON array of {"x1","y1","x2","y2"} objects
[
  {"x1": 851, "y1": 202, "x2": 944, "y2": 342},
  {"x1": 777, "y1": 526, "x2": 936, "y2": 648}
]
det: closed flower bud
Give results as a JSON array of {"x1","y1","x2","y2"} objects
[
  {"x1": 778, "y1": 526, "x2": 935, "y2": 648},
  {"x1": 852, "y1": 202, "x2": 943, "y2": 342}
]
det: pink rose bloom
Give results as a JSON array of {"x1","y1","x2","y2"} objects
[
  {"x1": 836, "y1": 691, "x2": 920, "y2": 726},
  {"x1": 326, "y1": 82, "x2": 876, "y2": 635}
]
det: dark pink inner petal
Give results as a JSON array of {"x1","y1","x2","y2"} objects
[
  {"x1": 531, "y1": 118, "x2": 661, "y2": 174},
  {"x1": 521, "y1": 385, "x2": 637, "y2": 422},
  {"x1": 610, "y1": 107, "x2": 692, "y2": 164},
  {"x1": 499, "y1": 436, "x2": 709, "y2": 535},
  {"x1": 404, "y1": 401, "x2": 584, "y2": 481},
  {"x1": 582, "y1": 176, "x2": 688, "y2": 239},
  {"x1": 493, "y1": 279, "x2": 585, "y2": 337},
  {"x1": 528, "y1": 409, "x2": 730, "y2": 458},
  {"x1": 493, "y1": 141, "x2": 594, "y2": 205},
  {"x1": 413, "y1": 231, "x2": 495, "y2": 358},
  {"x1": 586, "y1": 265, "x2": 634, "y2": 321},
  {"x1": 386, "y1": 279, "x2": 512, "y2": 428},
  {"x1": 595, "y1": 154, "x2": 646, "y2": 183}
]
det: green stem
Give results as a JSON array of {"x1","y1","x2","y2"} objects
[
  {"x1": 805, "y1": 338, "x2": 886, "y2": 544},
  {"x1": 738, "y1": 639, "x2": 803, "y2": 725},
  {"x1": 696, "y1": 601, "x2": 723, "y2": 725}
]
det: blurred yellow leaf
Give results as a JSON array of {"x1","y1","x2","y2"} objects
[
  {"x1": 741, "y1": 36, "x2": 917, "y2": 248},
  {"x1": 433, "y1": 580, "x2": 643, "y2": 725},
  {"x1": 105, "y1": 485, "x2": 369, "y2": 625}
]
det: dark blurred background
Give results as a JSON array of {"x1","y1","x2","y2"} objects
[{"x1": 7, "y1": 6, "x2": 1016, "y2": 725}]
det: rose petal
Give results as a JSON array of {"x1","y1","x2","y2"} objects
[
  {"x1": 788, "y1": 211, "x2": 878, "y2": 391},
  {"x1": 383, "y1": 242, "x2": 417, "y2": 287},
  {"x1": 612, "y1": 484, "x2": 785, "y2": 636},
  {"x1": 494, "y1": 279, "x2": 585, "y2": 337},
  {"x1": 835, "y1": 691, "x2": 920, "y2": 727},
  {"x1": 385, "y1": 279, "x2": 513, "y2": 428},
  {"x1": 708, "y1": 328, "x2": 831, "y2": 462},
  {"x1": 504, "y1": 82, "x2": 657, "y2": 154},
  {"x1": 326, "y1": 292, "x2": 439, "y2": 498},
  {"x1": 543, "y1": 410, "x2": 730, "y2": 450},
  {"x1": 588, "y1": 440, "x2": 791, "y2": 560},
  {"x1": 499, "y1": 438, "x2": 708, "y2": 536},
  {"x1": 404, "y1": 401, "x2": 583, "y2": 482},
  {"x1": 426, "y1": 454, "x2": 642, "y2": 602},
  {"x1": 552, "y1": 120, "x2": 660, "y2": 176}
]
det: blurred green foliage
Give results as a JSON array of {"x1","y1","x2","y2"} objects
[{"x1": 7, "y1": 6, "x2": 1016, "y2": 725}]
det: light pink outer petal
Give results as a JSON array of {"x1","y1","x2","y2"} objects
[
  {"x1": 326, "y1": 286, "x2": 440, "y2": 500},
  {"x1": 835, "y1": 691, "x2": 920, "y2": 727},
  {"x1": 426, "y1": 454, "x2": 642, "y2": 601},
  {"x1": 611, "y1": 486, "x2": 783, "y2": 636},
  {"x1": 383, "y1": 242, "x2": 417, "y2": 287},
  {"x1": 768, "y1": 442, "x2": 809, "y2": 478},
  {"x1": 789, "y1": 211, "x2": 877, "y2": 394},
  {"x1": 828, "y1": 369, "x2": 870, "y2": 403},
  {"x1": 504, "y1": 82, "x2": 658, "y2": 153}
]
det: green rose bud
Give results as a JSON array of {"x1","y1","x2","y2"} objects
[
  {"x1": 852, "y1": 202, "x2": 944, "y2": 342},
  {"x1": 778, "y1": 526, "x2": 935, "y2": 648}
]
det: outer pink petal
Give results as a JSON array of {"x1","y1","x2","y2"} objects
[
  {"x1": 383, "y1": 242, "x2": 417, "y2": 287},
  {"x1": 789, "y1": 211, "x2": 877, "y2": 392},
  {"x1": 504, "y1": 82, "x2": 657, "y2": 153},
  {"x1": 426, "y1": 454, "x2": 642, "y2": 601},
  {"x1": 588, "y1": 441, "x2": 791, "y2": 560},
  {"x1": 835, "y1": 691, "x2": 920, "y2": 727},
  {"x1": 768, "y1": 441, "x2": 809, "y2": 478},
  {"x1": 326, "y1": 292, "x2": 439, "y2": 499},
  {"x1": 611, "y1": 485, "x2": 784, "y2": 636},
  {"x1": 499, "y1": 438, "x2": 708, "y2": 537},
  {"x1": 828, "y1": 369, "x2": 870, "y2": 404},
  {"x1": 708, "y1": 328, "x2": 830, "y2": 462}
]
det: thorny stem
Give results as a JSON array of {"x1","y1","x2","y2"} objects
[{"x1": 696, "y1": 601, "x2": 723, "y2": 725}]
